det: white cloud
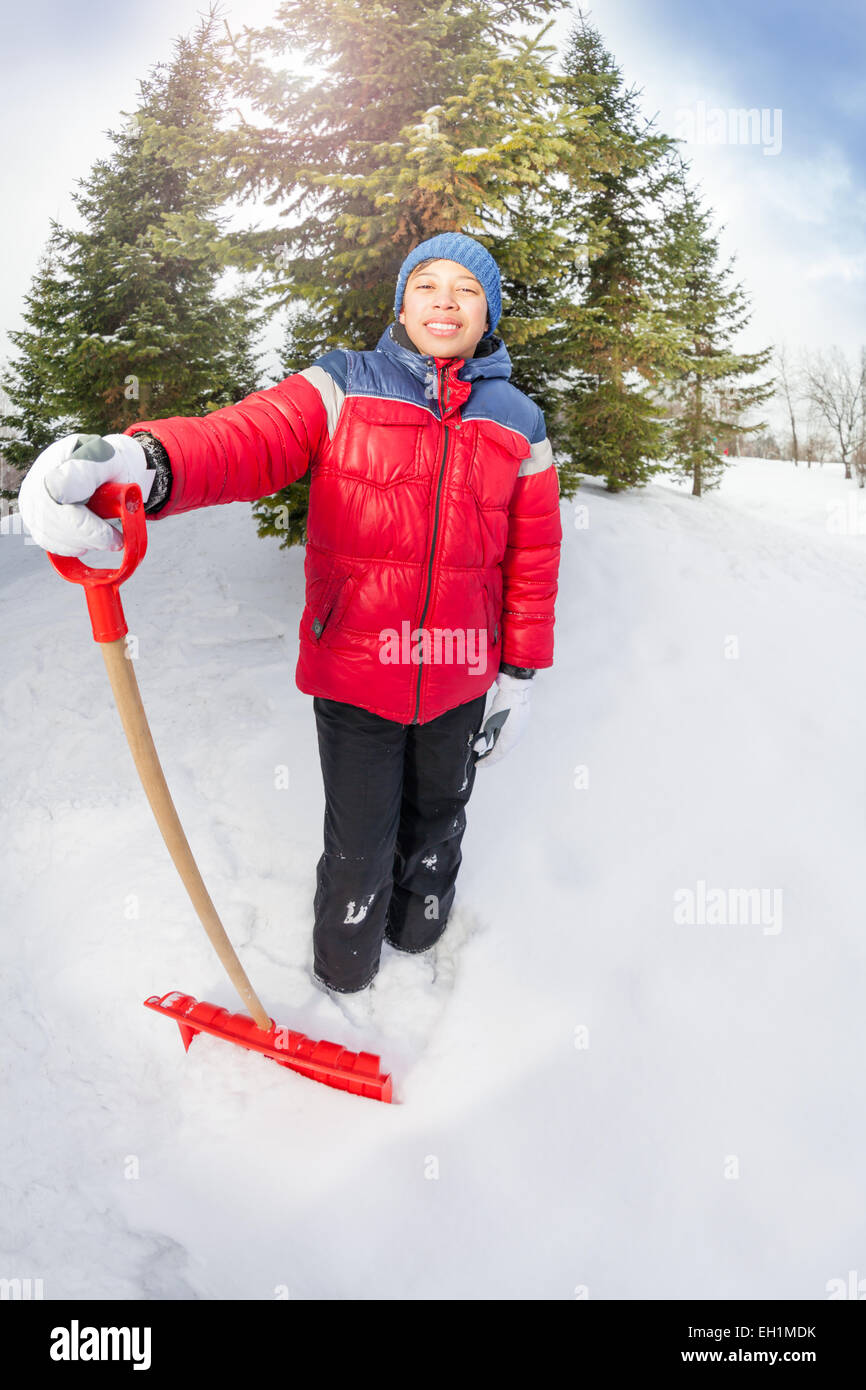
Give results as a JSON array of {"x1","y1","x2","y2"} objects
[{"x1": 803, "y1": 251, "x2": 866, "y2": 283}]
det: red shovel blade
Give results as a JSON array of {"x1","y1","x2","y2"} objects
[{"x1": 144, "y1": 991, "x2": 393, "y2": 1104}]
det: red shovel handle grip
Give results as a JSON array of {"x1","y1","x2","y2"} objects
[{"x1": 47, "y1": 481, "x2": 148, "y2": 643}]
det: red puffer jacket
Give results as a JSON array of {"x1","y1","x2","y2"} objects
[{"x1": 124, "y1": 324, "x2": 562, "y2": 725}]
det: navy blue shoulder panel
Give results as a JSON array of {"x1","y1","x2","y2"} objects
[
  {"x1": 463, "y1": 379, "x2": 546, "y2": 446},
  {"x1": 342, "y1": 349, "x2": 432, "y2": 410},
  {"x1": 314, "y1": 346, "x2": 545, "y2": 443},
  {"x1": 310, "y1": 349, "x2": 350, "y2": 394}
]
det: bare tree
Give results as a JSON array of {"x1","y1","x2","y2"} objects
[
  {"x1": 774, "y1": 344, "x2": 803, "y2": 465},
  {"x1": 802, "y1": 400, "x2": 832, "y2": 467},
  {"x1": 748, "y1": 429, "x2": 782, "y2": 459},
  {"x1": 856, "y1": 351, "x2": 866, "y2": 488},
  {"x1": 802, "y1": 426, "x2": 832, "y2": 468},
  {"x1": 802, "y1": 345, "x2": 866, "y2": 481}
]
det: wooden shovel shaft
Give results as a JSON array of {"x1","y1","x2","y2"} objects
[{"x1": 99, "y1": 637, "x2": 271, "y2": 1032}]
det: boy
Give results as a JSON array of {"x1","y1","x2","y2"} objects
[{"x1": 19, "y1": 233, "x2": 562, "y2": 994}]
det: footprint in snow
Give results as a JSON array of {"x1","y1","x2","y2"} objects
[{"x1": 307, "y1": 901, "x2": 487, "y2": 1080}]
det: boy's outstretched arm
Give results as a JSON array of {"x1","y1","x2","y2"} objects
[
  {"x1": 123, "y1": 368, "x2": 339, "y2": 518},
  {"x1": 500, "y1": 417, "x2": 563, "y2": 671}
]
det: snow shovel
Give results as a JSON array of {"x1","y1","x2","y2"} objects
[{"x1": 46, "y1": 479, "x2": 392, "y2": 1103}]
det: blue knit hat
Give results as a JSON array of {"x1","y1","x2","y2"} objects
[{"x1": 394, "y1": 233, "x2": 502, "y2": 337}]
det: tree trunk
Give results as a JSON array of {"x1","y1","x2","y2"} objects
[
  {"x1": 692, "y1": 377, "x2": 702, "y2": 496},
  {"x1": 789, "y1": 413, "x2": 799, "y2": 466}
]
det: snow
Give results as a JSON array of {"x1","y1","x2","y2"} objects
[{"x1": 1, "y1": 455, "x2": 865, "y2": 1298}]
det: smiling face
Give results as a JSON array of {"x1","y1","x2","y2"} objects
[{"x1": 398, "y1": 258, "x2": 489, "y2": 358}]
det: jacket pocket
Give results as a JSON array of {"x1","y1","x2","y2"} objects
[
  {"x1": 484, "y1": 572, "x2": 504, "y2": 644},
  {"x1": 305, "y1": 560, "x2": 354, "y2": 645},
  {"x1": 481, "y1": 579, "x2": 501, "y2": 650},
  {"x1": 334, "y1": 395, "x2": 426, "y2": 486},
  {"x1": 468, "y1": 421, "x2": 525, "y2": 509}
]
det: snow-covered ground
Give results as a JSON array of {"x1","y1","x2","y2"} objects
[{"x1": 1, "y1": 456, "x2": 864, "y2": 1300}]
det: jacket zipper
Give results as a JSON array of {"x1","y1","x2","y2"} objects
[{"x1": 411, "y1": 362, "x2": 451, "y2": 724}]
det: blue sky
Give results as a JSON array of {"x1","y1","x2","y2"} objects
[
  {"x1": 554, "y1": 0, "x2": 866, "y2": 365},
  {"x1": 1, "y1": 0, "x2": 863, "y2": 401}
]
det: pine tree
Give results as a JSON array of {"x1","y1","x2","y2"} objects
[
  {"x1": 658, "y1": 162, "x2": 774, "y2": 496},
  {"x1": 555, "y1": 9, "x2": 686, "y2": 494},
  {"x1": 0, "y1": 248, "x2": 73, "y2": 498},
  {"x1": 212, "y1": 0, "x2": 608, "y2": 546},
  {"x1": 0, "y1": 9, "x2": 262, "y2": 494}
]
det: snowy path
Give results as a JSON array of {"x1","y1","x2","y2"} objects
[{"x1": 1, "y1": 458, "x2": 864, "y2": 1298}]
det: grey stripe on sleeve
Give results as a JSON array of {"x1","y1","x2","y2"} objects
[
  {"x1": 297, "y1": 365, "x2": 346, "y2": 440},
  {"x1": 517, "y1": 436, "x2": 554, "y2": 477}
]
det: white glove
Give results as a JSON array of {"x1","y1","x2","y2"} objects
[
  {"x1": 473, "y1": 671, "x2": 533, "y2": 768},
  {"x1": 17, "y1": 432, "x2": 154, "y2": 556}
]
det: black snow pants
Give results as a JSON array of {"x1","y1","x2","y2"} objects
[{"x1": 312, "y1": 692, "x2": 489, "y2": 992}]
